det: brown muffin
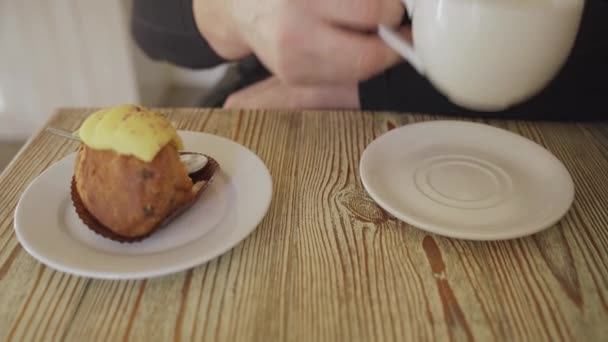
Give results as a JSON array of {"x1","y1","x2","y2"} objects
[{"x1": 70, "y1": 104, "x2": 219, "y2": 242}]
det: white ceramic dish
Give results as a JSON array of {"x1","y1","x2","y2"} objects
[
  {"x1": 360, "y1": 120, "x2": 574, "y2": 240},
  {"x1": 14, "y1": 131, "x2": 273, "y2": 280}
]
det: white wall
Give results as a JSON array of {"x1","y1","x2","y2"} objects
[{"x1": 0, "y1": 0, "x2": 225, "y2": 141}]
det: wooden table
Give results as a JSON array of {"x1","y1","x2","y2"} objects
[{"x1": 1, "y1": 108, "x2": 607, "y2": 341}]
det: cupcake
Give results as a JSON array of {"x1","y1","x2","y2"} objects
[{"x1": 71, "y1": 105, "x2": 218, "y2": 242}]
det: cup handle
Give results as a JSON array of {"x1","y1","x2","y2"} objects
[{"x1": 377, "y1": 0, "x2": 424, "y2": 75}]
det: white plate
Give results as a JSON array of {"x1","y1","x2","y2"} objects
[
  {"x1": 360, "y1": 120, "x2": 574, "y2": 240},
  {"x1": 14, "y1": 131, "x2": 273, "y2": 279}
]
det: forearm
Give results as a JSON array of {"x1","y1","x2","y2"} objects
[{"x1": 130, "y1": 0, "x2": 226, "y2": 69}]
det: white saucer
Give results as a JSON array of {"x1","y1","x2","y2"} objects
[
  {"x1": 14, "y1": 131, "x2": 273, "y2": 280},
  {"x1": 360, "y1": 120, "x2": 574, "y2": 240}
]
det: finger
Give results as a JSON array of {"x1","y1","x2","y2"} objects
[
  {"x1": 309, "y1": 0, "x2": 404, "y2": 30},
  {"x1": 292, "y1": 25, "x2": 410, "y2": 84},
  {"x1": 223, "y1": 78, "x2": 280, "y2": 109},
  {"x1": 224, "y1": 76, "x2": 360, "y2": 110},
  {"x1": 294, "y1": 83, "x2": 361, "y2": 109}
]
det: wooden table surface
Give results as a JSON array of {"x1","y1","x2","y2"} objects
[{"x1": 0, "y1": 108, "x2": 607, "y2": 341}]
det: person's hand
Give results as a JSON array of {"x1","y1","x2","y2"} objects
[
  {"x1": 223, "y1": 77, "x2": 360, "y2": 110},
  {"x1": 193, "y1": 0, "x2": 406, "y2": 84}
]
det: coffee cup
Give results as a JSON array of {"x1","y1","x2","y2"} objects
[{"x1": 378, "y1": 0, "x2": 585, "y2": 111}]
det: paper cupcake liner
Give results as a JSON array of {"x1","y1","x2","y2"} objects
[{"x1": 71, "y1": 154, "x2": 220, "y2": 243}]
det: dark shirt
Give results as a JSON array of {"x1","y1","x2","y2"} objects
[{"x1": 131, "y1": 0, "x2": 607, "y2": 120}]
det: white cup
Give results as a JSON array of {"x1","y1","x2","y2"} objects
[{"x1": 378, "y1": 0, "x2": 585, "y2": 111}]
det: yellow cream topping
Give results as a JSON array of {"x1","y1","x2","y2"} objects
[{"x1": 75, "y1": 104, "x2": 184, "y2": 162}]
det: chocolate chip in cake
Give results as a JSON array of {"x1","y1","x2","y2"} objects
[
  {"x1": 143, "y1": 205, "x2": 154, "y2": 217},
  {"x1": 141, "y1": 169, "x2": 155, "y2": 180}
]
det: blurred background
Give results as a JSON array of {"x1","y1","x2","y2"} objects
[{"x1": 0, "y1": 0, "x2": 228, "y2": 170}]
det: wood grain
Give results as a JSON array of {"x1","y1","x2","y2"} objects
[{"x1": 0, "y1": 108, "x2": 607, "y2": 341}]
